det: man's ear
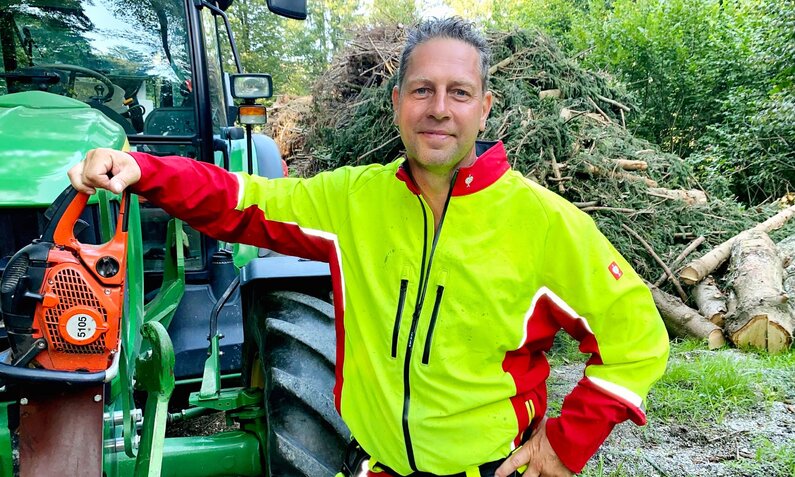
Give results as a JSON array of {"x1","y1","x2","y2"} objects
[
  {"x1": 391, "y1": 85, "x2": 400, "y2": 125},
  {"x1": 480, "y1": 90, "x2": 493, "y2": 132}
]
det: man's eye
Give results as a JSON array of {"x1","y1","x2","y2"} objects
[
  {"x1": 452, "y1": 89, "x2": 471, "y2": 98},
  {"x1": 415, "y1": 88, "x2": 430, "y2": 95}
]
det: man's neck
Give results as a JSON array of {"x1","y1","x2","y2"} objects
[
  {"x1": 412, "y1": 168, "x2": 452, "y2": 232},
  {"x1": 408, "y1": 152, "x2": 476, "y2": 230}
]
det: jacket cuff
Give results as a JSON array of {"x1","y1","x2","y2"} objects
[{"x1": 545, "y1": 378, "x2": 646, "y2": 473}]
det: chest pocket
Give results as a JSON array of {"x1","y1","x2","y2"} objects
[
  {"x1": 391, "y1": 265, "x2": 411, "y2": 359},
  {"x1": 421, "y1": 270, "x2": 448, "y2": 365}
]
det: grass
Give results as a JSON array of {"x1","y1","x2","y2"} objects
[
  {"x1": 546, "y1": 337, "x2": 794, "y2": 425},
  {"x1": 727, "y1": 435, "x2": 795, "y2": 477},
  {"x1": 646, "y1": 340, "x2": 795, "y2": 424}
]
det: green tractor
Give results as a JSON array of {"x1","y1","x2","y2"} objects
[{"x1": 0, "y1": 0, "x2": 349, "y2": 475}]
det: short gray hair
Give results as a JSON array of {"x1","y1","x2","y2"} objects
[{"x1": 397, "y1": 17, "x2": 491, "y2": 92}]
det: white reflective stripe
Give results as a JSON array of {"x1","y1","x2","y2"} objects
[
  {"x1": 299, "y1": 226, "x2": 346, "y2": 312},
  {"x1": 517, "y1": 286, "x2": 592, "y2": 349},
  {"x1": 234, "y1": 173, "x2": 245, "y2": 209},
  {"x1": 587, "y1": 376, "x2": 644, "y2": 409}
]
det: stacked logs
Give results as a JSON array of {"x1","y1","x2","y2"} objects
[{"x1": 650, "y1": 205, "x2": 795, "y2": 353}]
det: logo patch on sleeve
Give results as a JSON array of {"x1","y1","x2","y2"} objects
[{"x1": 608, "y1": 261, "x2": 623, "y2": 280}]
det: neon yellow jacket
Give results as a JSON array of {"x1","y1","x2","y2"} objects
[{"x1": 130, "y1": 141, "x2": 669, "y2": 474}]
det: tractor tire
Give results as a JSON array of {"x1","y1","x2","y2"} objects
[{"x1": 245, "y1": 290, "x2": 350, "y2": 477}]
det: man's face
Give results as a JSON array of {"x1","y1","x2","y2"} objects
[{"x1": 392, "y1": 37, "x2": 493, "y2": 175}]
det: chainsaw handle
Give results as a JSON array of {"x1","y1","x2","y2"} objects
[
  {"x1": 40, "y1": 186, "x2": 80, "y2": 243},
  {"x1": 43, "y1": 186, "x2": 130, "y2": 248}
]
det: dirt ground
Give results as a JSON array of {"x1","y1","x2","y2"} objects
[{"x1": 548, "y1": 353, "x2": 795, "y2": 477}]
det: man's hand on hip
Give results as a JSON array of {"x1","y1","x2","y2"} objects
[
  {"x1": 495, "y1": 417, "x2": 574, "y2": 477},
  {"x1": 68, "y1": 148, "x2": 141, "y2": 195}
]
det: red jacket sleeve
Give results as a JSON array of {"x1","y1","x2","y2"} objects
[
  {"x1": 545, "y1": 379, "x2": 646, "y2": 472},
  {"x1": 129, "y1": 151, "x2": 260, "y2": 245}
]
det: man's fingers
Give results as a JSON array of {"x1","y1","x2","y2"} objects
[
  {"x1": 495, "y1": 445, "x2": 531, "y2": 477},
  {"x1": 108, "y1": 155, "x2": 141, "y2": 194},
  {"x1": 83, "y1": 148, "x2": 115, "y2": 188},
  {"x1": 67, "y1": 148, "x2": 141, "y2": 195},
  {"x1": 67, "y1": 161, "x2": 95, "y2": 195}
]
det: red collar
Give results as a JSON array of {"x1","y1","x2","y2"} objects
[{"x1": 395, "y1": 141, "x2": 510, "y2": 196}]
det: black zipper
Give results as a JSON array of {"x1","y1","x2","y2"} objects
[
  {"x1": 422, "y1": 285, "x2": 444, "y2": 365},
  {"x1": 391, "y1": 279, "x2": 408, "y2": 358},
  {"x1": 400, "y1": 169, "x2": 459, "y2": 472}
]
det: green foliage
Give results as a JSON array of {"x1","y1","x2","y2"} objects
[
  {"x1": 369, "y1": 0, "x2": 419, "y2": 25},
  {"x1": 686, "y1": 0, "x2": 795, "y2": 203},
  {"x1": 567, "y1": 0, "x2": 794, "y2": 203},
  {"x1": 570, "y1": 0, "x2": 741, "y2": 155},
  {"x1": 580, "y1": 457, "x2": 632, "y2": 477},
  {"x1": 488, "y1": 0, "x2": 590, "y2": 51}
]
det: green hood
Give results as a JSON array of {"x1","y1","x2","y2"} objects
[{"x1": 0, "y1": 91, "x2": 127, "y2": 206}]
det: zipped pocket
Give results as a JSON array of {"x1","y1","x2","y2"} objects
[
  {"x1": 391, "y1": 279, "x2": 408, "y2": 358},
  {"x1": 421, "y1": 285, "x2": 445, "y2": 365}
]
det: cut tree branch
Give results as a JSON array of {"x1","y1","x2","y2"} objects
[
  {"x1": 654, "y1": 236, "x2": 706, "y2": 287},
  {"x1": 646, "y1": 188, "x2": 708, "y2": 206},
  {"x1": 583, "y1": 163, "x2": 658, "y2": 188},
  {"x1": 596, "y1": 94, "x2": 631, "y2": 112},
  {"x1": 612, "y1": 159, "x2": 648, "y2": 171},
  {"x1": 622, "y1": 224, "x2": 688, "y2": 301}
]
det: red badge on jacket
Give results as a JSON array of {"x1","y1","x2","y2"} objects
[{"x1": 608, "y1": 261, "x2": 623, "y2": 280}]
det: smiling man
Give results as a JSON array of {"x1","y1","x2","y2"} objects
[{"x1": 69, "y1": 17, "x2": 668, "y2": 477}]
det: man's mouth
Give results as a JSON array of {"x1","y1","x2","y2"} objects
[{"x1": 419, "y1": 130, "x2": 454, "y2": 140}]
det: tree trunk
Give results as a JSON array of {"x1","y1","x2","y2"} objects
[
  {"x1": 646, "y1": 282, "x2": 725, "y2": 349},
  {"x1": 724, "y1": 231, "x2": 793, "y2": 353},
  {"x1": 679, "y1": 205, "x2": 795, "y2": 285},
  {"x1": 777, "y1": 235, "x2": 795, "y2": 317},
  {"x1": 692, "y1": 276, "x2": 727, "y2": 327}
]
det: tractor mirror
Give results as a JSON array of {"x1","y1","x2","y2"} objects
[
  {"x1": 267, "y1": 0, "x2": 307, "y2": 20},
  {"x1": 230, "y1": 74, "x2": 273, "y2": 100}
]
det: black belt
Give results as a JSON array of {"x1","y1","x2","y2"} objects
[{"x1": 341, "y1": 439, "x2": 518, "y2": 477}]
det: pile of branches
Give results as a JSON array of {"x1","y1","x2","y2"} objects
[
  {"x1": 268, "y1": 26, "x2": 795, "y2": 352},
  {"x1": 265, "y1": 95, "x2": 315, "y2": 176}
]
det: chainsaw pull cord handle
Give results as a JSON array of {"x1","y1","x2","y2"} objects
[{"x1": 42, "y1": 185, "x2": 130, "y2": 249}]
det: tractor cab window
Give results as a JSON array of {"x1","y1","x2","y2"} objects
[
  {"x1": 201, "y1": 8, "x2": 229, "y2": 132},
  {"x1": 0, "y1": 0, "x2": 196, "y2": 138}
]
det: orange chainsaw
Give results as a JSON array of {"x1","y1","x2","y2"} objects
[{"x1": 0, "y1": 186, "x2": 129, "y2": 375}]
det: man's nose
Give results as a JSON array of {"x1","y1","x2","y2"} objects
[{"x1": 427, "y1": 91, "x2": 450, "y2": 120}]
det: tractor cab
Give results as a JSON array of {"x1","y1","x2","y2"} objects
[{"x1": 0, "y1": 0, "x2": 320, "y2": 381}]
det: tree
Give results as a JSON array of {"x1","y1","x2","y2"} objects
[
  {"x1": 369, "y1": 0, "x2": 418, "y2": 25},
  {"x1": 228, "y1": 0, "x2": 360, "y2": 95}
]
